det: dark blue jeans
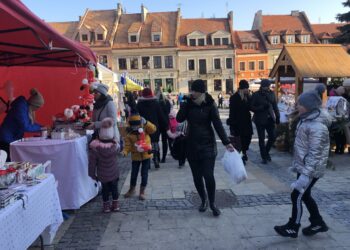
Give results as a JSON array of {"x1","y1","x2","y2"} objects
[
  {"x1": 130, "y1": 159, "x2": 150, "y2": 187},
  {"x1": 102, "y1": 178, "x2": 119, "y2": 202}
]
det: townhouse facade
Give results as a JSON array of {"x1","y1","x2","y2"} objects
[
  {"x1": 252, "y1": 10, "x2": 319, "y2": 71},
  {"x1": 233, "y1": 30, "x2": 269, "y2": 88}
]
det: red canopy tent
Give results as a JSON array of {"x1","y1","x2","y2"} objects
[{"x1": 0, "y1": 0, "x2": 97, "y2": 125}]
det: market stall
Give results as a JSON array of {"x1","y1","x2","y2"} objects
[{"x1": 270, "y1": 44, "x2": 350, "y2": 152}]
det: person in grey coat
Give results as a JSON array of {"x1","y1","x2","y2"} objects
[
  {"x1": 88, "y1": 83, "x2": 120, "y2": 142},
  {"x1": 274, "y1": 89, "x2": 331, "y2": 238}
]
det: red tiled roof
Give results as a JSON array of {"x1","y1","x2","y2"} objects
[
  {"x1": 80, "y1": 10, "x2": 117, "y2": 47},
  {"x1": 319, "y1": 32, "x2": 333, "y2": 39},
  {"x1": 48, "y1": 21, "x2": 79, "y2": 38},
  {"x1": 234, "y1": 30, "x2": 267, "y2": 54},
  {"x1": 262, "y1": 15, "x2": 311, "y2": 33},
  {"x1": 151, "y1": 21, "x2": 162, "y2": 32},
  {"x1": 113, "y1": 11, "x2": 178, "y2": 49},
  {"x1": 178, "y1": 18, "x2": 234, "y2": 50},
  {"x1": 282, "y1": 29, "x2": 295, "y2": 35},
  {"x1": 311, "y1": 23, "x2": 344, "y2": 38},
  {"x1": 128, "y1": 22, "x2": 142, "y2": 33}
]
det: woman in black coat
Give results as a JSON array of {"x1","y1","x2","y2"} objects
[
  {"x1": 177, "y1": 79, "x2": 234, "y2": 216},
  {"x1": 137, "y1": 88, "x2": 168, "y2": 168},
  {"x1": 158, "y1": 93, "x2": 171, "y2": 163},
  {"x1": 227, "y1": 80, "x2": 253, "y2": 164}
]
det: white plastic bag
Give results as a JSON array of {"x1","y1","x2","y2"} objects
[{"x1": 222, "y1": 150, "x2": 247, "y2": 184}]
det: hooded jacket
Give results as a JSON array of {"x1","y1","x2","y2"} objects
[
  {"x1": 88, "y1": 140, "x2": 119, "y2": 183},
  {"x1": 251, "y1": 89, "x2": 280, "y2": 125},
  {"x1": 176, "y1": 93, "x2": 230, "y2": 160},
  {"x1": 291, "y1": 109, "x2": 332, "y2": 178}
]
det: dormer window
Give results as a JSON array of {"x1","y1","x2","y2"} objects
[
  {"x1": 211, "y1": 30, "x2": 231, "y2": 46},
  {"x1": 214, "y1": 38, "x2": 221, "y2": 45},
  {"x1": 270, "y1": 36, "x2": 280, "y2": 45},
  {"x1": 81, "y1": 34, "x2": 88, "y2": 42},
  {"x1": 151, "y1": 21, "x2": 162, "y2": 42},
  {"x1": 286, "y1": 35, "x2": 295, "y2": 44},
  {"x1": 242, "y1": 43, "x2": 257, "y2": 50},
  {"x1": 129, "y1": 35, "x2": 138, "y2": 43},
  {"x1": 96, "y1": 34, "x2": 104, "y2": 41},
  {"x1": 322, "y1": 39, "x2": 330, "y2": 44},
  {"x1": 187, "y1": 31, "x2": 207, "y2": 47},
  {"x1": 222, "y1": 38, "x2": 229, "y2": 45},
  {"x1": 300, "y1": 35, "x2": 310, "y2": 43},
  {"x1": 198, "y1": 38, "x2": 205, "y2": 46},
  {"x1": 153, "y1": 34, "x2": 160, "y2": 42}
]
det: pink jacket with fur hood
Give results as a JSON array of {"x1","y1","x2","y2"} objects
[{"x1": 88, "y1": 139, "x2": 119, "y2": 183}]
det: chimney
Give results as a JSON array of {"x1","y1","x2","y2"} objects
[
  {"x1": 117, "y1": 3, "x2": 123, "y2": 16},
  {"x1": 228, "y1": 11, "x2": 233, "y2": 30},
  {"x1": 252, "y1": 10, "x2": 262, "y2": 30},
  {"x1": 291, "y1": 10, "x2": 300, "y2": 16},
  {"x1": 141, "y1": 4, "x2": 148, "y2": 23}
]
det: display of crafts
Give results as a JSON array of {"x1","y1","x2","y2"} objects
[
  {"x1": 326, "y1": 96, "x2": 349, "y2": 118},
  {"x1": 278, "y1": 94, "x2": 296, "y2": 123},
  {"x1": 0, "y1": 150, "x2": 46, "y2": 190}
]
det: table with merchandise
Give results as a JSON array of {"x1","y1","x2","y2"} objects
[{"x1": 10, "y1": 136, "x2": 99, "y2": 209}]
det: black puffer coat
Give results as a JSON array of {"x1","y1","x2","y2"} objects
[
  {"x1": 227, "y1": 92, "x2": 253, "y2": 136},
  {"x1": 251, "y1": 89, "x2": 280, "y2": 125},
  {"x1": 136, "y1": 97, "x2": 168, "y2": 142},
  {"x1": 176, "y1": 93, "x2": 230, "y2": 161}
]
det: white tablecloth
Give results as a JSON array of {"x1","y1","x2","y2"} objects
[
  {"x1": 0, "y1": 174, "x2": 63, "y2": 249},
  {"x1": 10, "y1": 137, "x2": 98, "y2": 209}
]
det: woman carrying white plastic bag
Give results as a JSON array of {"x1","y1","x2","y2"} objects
[{"x1": 222, "y1": 150, "x2": 247, "y2": 184}]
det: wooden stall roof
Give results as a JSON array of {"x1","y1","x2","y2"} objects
[{"x1": 270, "y1": 44, "x2": 350, "y2": 78}]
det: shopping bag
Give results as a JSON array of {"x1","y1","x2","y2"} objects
[{"x1": 221, "y1": 150, "x2": 247, "y2": 184}]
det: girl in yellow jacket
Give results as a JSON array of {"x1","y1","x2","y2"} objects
[{"x1": 122, "y1": 113, "x2": 156, "y2": 200}]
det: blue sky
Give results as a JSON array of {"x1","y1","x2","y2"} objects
[{"x1": 22, "y1": 0, "x2": 346, "y2": 30}]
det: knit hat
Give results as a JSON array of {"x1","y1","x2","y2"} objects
[
  {"x1": 128, "y1": 113, "x2": 142, "y2": 127},
  {"x1": 239, "y1": 80, "x2": 249, "y2": 90},
  {"x1": 191, "y1": 79, "x2": 206, "y2": 93},
  {"x1": 99, "y1": 117, "x2": 114, "y2": 140},
  {"x1": 297, "y1": 90, "x2": 322, "y2": 111},
  {"x1": 141, "y1": 88, "x2": 154, "y2": 98},
  {"x1": 27, "y1": 88, "x2": 44, "y2": 108},
  {"x1": 315, "y1": 84, "x2": 326, "y2": 96},
  {"x1": 93, "y1": 83, "x2": 109, "y2": 96},
  {"x1": 260, "y1": 79, "x2": 271, "y2": 88},
  {"x1": 335, "y1": 86, "x2": 345, "y2": 96}
]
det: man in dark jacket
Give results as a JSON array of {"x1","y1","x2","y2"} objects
[
  {"x1": 137, "y1": 88, "x2": 168, "y2": 168},
  {"x1": 177, "y1": 79, "x2": 234, "y2": 217},
  {"x1": 251, "y1": 79, "x2": 280, "y2": 164},
  {"x1": 227, "y1": 80, "x2": 253, "y2": 164}
]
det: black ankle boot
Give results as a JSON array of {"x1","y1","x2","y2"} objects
[
  {"x1": 302, "y1": 218, "x2": 328, "y2": 236},
  {"x1": 274, "y1": 218, "x2": 300, "y2": 238},
  {"x1": 198, "y1": 200, "x2": 208, "y2": 212},
  {"x1": 210, "y1": 203, "x2": 221, "y2": 217}
]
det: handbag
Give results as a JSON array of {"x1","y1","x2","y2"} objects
[{"x1": 229, "y1": 135, "x2": 242, "y2": 152}]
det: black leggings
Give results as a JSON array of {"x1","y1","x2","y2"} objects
[
  {"x1": 101, "y1": 178, "x2": 119, "y2": 202},
  {"x1": 188, "y1": 157, "x2": 216, "y2": 204},
  {"x1": 291, "y1": 175, "x2": 323, "y2": 224},
  {"x1": 161, "y1": 130, "x2": 169, "y2": 160}
]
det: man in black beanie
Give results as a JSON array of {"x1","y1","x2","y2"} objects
[{"x1": 251, "y1": 79, "x2": 280, "y2": 164}]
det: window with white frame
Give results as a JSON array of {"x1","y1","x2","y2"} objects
[
  {"x1": 142, "y1": 56, "x2": 150, "y2": 69},
  {"x1": 214, "y1": 58, "x2": 221, "y2": 70},
  {"x1": 165, "y1": 56, "x2": 173, "y2": 69},
  {"x1": 258, "y1": 61, "x2": 264, "y2": 70},
  {"x1": 129, "y1": 35, "x2": 137, "y2": 43},
  {"x1": 248, "y1": 61, "x2": 255, "y2": 71},
  {"x1": 301, "y1": 35, "x2": 310, "y2": 43},
  {"x1": 214, "y1": 38, "x2": 221, "y2": 45},
  {"x1": 239, "y1": 61, "x2": 246, "y2": 71},
  {"x1": 188, "y1": 59, "x2": 195, "y2": 71},
  {"x1": 222, "y1": 38, "x2": 229, "y2": 45},
  {"x1": 198, "y1": 38, "x2": 205, "y2": 46},
  {"x1": 81, "y1": 34, "x2": 89, "y2": 42},
  {"x1": 118, "y1": 58, "x2": 127, "y2": 70},
  {"x1": 322, "y1": 39, "x2": 329, "y2": 44},
  {"x1": 225, "y1": 58, "x2": 233, "y2": 69},
  {"x1": 214, "y1": 79, "x2": 222, "y2": 91},
  {"x1": 152, "y1": 34, "x2": 161, "y2": 42},
  {"x1": 271, "y1": 36, "x2": 280, "y2": 44},
  {"x1": 99, "y1": 55, "x2": 108, "y2": 67},
  {"x1": 286, "y1": 35, "x2": 295, "y2": 44},
  {"x1": 96, "y1": 34, "x2": 104, "y2": 41},
  {"x1": 189, "y1": 39, "x2": 196, "y2": 46},
  {"x1": 130, "y1": 57, "x2": 139, "y2": 70},
  {"x1": 153, "y1": 56, "x2": 162, "y2": 69}
]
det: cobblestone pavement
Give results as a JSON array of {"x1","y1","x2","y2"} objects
[{"x1": 45, "y1": 109, "x2": 350, "y2": 249}]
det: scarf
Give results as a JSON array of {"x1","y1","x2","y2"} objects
[
  {"x1": 192, "y1": 93, "x2": 206, "y2": 106},
  {"x1": 94, "y1": 95, "x2": 113, "y2": 110}
]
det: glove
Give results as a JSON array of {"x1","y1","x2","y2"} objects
[
  {"x1": 276, "y1": 117, "x2": 280, "y2": 125},
  {"x1": 290, "y1": 174, "x2": 310, "y2": 193}
]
